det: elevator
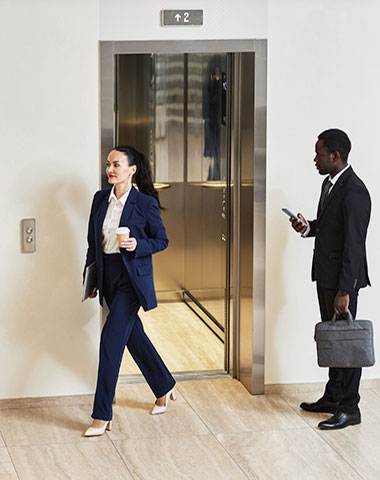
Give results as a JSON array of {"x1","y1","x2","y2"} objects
[{"x1": 100, "y1": 40, "x2": 266, "y2": 394}]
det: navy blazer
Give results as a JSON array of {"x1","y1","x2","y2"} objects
[
  {"x1": 84, "y1": 186, "x2": 168, "y2": 311},
  {"x1": 307, "y1": 166, "x2": 371, "y2": 292}
]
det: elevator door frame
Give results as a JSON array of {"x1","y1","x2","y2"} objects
[{"x1": 100, "y1": 40, "x2": 267, "y2": 395}]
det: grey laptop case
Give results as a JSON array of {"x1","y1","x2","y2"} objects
[{"x1": 314, "y1": 310, "x2": 375, "y2": 368}]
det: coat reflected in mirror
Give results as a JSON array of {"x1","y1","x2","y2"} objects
[{"x1": 203, "y1": 56, "x2": 222, "y2": 181}]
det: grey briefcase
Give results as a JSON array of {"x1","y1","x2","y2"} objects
[{"x1": 314, "y1": 310, "x2": 375, "y2": 368}]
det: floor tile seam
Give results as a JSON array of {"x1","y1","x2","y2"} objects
[
  {"x1": 5, "y1": 437, "x2": 113, "y2": 449},
  {"x1": 368, "y1": 388, "x2": 380, "y2": 399},
  {"x1": 0, "y1": 404, "x2": 91, "y2": 418},
  {"x1": 0, "y1": 398, "x2": 94, "y2": 408},
  {"x1": 279, "y1": 393, "x2": 319, "y2": 428},
  {"x1": 312, "y1": 429, "x2": 367, "y2": 480},
  {"x1": 0, "y1": 406, "x2": 32, "y2": 412},
  {"x1": 6, "y1": 437, "x2": 135, "y2": 480},
  {"x1": 0, "y1": 428, "x2": 6, "y2": 448},
  {"x1": 203, "y1": 429, "x2": 251, "y2": 480},
  {"x1": 110, "y1": 431, "x2": 250, "y2": 479},
  {"x1": 110, "y1": 431, "x2": 213, "y2": 442},
  {"x1": 219, "y1": 426, "x2": 364, "y2": 479},
  {"x1": 290, "y1": 427, "x2": 368, "y2": 480},
  {"x1": 105, "y1": 434, "x2": 138, "y2": 480},
  {"x1": 16, "y1": 403, "x2": 93, "y2": 410},
  {"x1": 0, "y1": 399, "x2": 31, "y2": 406},
  {"x1": 200, "y1": 429, "x2": 252, "y2": 479},
  {"x1": 172, "y1": 388, "x2": 313, "y2": 435},
  {"x1": 215, "y1": 425, "x2": 314, "y2": 437},
  {"x1": 108, "y1": 425, "x2": 311, "y2": 442},
  {"x1": 169, "y1": 387, "x2": 218, "y2": 436},
  {"x1": 217, "y1": 424, "x2": 314, "y2": 435},
  {"x1": 4, "y1": 445, "x2": 23, "y2": 480},
  {"x1": 174, "y1": 393, "x2": 251, "y2": 480}
]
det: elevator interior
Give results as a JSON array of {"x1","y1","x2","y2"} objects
[
  {"x1": 116, "y1": 53, "x2": 229, "y2": 375},
  {"x1": 100, "y1": 40, "x2": 266, "y2": 394}
]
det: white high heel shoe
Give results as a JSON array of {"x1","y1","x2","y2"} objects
[
  {"x1": 84, "y1": 420, "x2": 112, "y2": 437},
  {"x1": 151, "y1": 388, "x2": 177, "y2": 415}
]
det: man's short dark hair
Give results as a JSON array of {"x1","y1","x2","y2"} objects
[{"x1": 318, "y1": 129, "x2": 351, "y2": 163}]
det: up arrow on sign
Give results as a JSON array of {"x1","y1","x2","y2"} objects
[{"x1": 161, "y1": 10, "x2": 203, "y2": 26}]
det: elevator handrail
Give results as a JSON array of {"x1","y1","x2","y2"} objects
[
  {"x1": 188, "y1": 181, "x2": 253, "y2": 188},
  {"x1": 154, "y1": 183, "x2": 171, "y2": 190}
]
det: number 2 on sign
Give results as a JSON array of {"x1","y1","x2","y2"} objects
[{"x1": 184, "y1": 12, "x2": 189, "y2": 22}]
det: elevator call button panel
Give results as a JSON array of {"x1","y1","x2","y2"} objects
[{"x1": 21, "y1": 218, "x2": 36, "y2": 253}]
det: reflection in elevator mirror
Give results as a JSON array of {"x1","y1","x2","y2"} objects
[{"x1": 120, "y1": 303, "x2": 224, "y2": 375}]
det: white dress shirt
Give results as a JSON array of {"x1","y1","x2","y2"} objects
[
  {"x1": 302, "y1": 164, "x2": 350, "y2": 237},
  {"x1": 327, "y1": 163, "x2": 350, "y2": 192},
  {"x1": 102, "y1": 186, "x2": 131, "y2": 253}
]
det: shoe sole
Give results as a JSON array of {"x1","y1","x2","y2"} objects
[{"x1": 318, "y1": 420, "x2": 361, "y2": 430}]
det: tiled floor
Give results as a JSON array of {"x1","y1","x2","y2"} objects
[{"x1": 1, "y1": 379, "x2": 380, "y2": 479}]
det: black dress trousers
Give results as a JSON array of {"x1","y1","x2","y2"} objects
[{"x1": 316, "y1": 284, "x2": 361, "y2": 414}]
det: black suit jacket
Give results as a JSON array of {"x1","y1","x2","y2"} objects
[{"x1": 307, "y1": 166, "x2": 371, "y2": 292}]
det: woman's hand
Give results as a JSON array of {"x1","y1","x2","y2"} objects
[
  {"x1": 89, "y1": 287, "x2": 98, "y2": 298},
  {"x1": 120, "y1": 237, "x2": 137, "y2": 252}
]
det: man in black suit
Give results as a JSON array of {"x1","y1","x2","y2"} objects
[{"x1": 291, "y1": 128, "x2": 371, "y2": 430}]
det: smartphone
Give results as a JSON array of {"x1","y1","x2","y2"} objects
[{"x1": 282, "y1": 208, "x2": 307, "y2": 227}]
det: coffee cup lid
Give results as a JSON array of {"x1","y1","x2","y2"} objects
[{"x1": 116, "y1": 227, "x2": 130, "y2": 234}]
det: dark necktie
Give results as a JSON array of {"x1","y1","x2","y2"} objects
[{"x1": 320, "y1": 180, "x2": 333, "y2": 209}]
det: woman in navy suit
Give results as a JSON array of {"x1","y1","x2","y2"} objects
[{"x1": 83, "y1": 146, "x2": 176, "y2": 437}]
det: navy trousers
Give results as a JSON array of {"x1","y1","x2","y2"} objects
[
  {"x1": 317, "y1": 284, "x2": 361, "y2": 414},
  {"x1": 92, "y1": 253, "x2": 176, "y2": 421}
]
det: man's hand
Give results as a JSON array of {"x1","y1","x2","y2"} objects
[
  {"x1": 290, "y1": 213, "x2": 308, "y2": 234},
  {"x1": 334, "y1": 292, "x2": 349, "y2": 315}
]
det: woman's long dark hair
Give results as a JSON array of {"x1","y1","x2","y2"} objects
[{"x1": 114, "y1": 145, "x2": 164, "y2": 210}]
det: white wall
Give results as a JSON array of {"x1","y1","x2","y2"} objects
[
  {"x1": 0, "y1": 0, "x2": 267, "y2": 400},
  {"x1": 266, "y1": 0, "x2": 380, "y2": 384},
  {"x1": 99, "y1": 0, "x2": 267, "y2": 40},
  {"x1": 0, "y1": 0, "x2": 100, "y2": 398},
  {"x1": 1, "y1": 0, "x2": 379, "y2": 399}
]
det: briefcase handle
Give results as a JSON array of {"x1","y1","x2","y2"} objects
[{"x1": 330, "y1": 309, "x2": 354, "y2": 325}]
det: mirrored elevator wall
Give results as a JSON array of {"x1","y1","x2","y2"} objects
[
  {"x1": 116, "y1": 53, "x2": 229, "y2": 344},
  {"x1": 186, "y1": 53, "x2": 228, "y2": 338}
]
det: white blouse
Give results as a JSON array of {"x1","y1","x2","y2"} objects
[{"x1": 102, "y1": 186, "x2": 131, "y2": 254}]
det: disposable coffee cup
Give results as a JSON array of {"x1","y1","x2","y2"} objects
[{"x1": 116, "y1": 227, "x2": 130, "y2": 247}]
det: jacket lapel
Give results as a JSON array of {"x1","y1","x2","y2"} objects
[
  {"x1": 318, "y1": 166, "x2": 352, "y2": 221},
  {"x1": 119, "y1": 185, "x2": 137, "y2": 227},
  {"x1": 95, "y1": 190, "x2": 110, "y2": 245}
]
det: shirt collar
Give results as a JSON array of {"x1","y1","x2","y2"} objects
[
  {"x1": 329, "y1": 164, "x2": 350, "y2": 186},
  {"x1": 108, "y1": 186, "x2": 131, "y2": 206}
]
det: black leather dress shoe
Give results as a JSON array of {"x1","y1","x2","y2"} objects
[
  {"x1": 318, "y1": 411, "x2": 361, "y2": 430},
  {"x1": 300, "y1": 398, "x2": 338, "y2": 414}
]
